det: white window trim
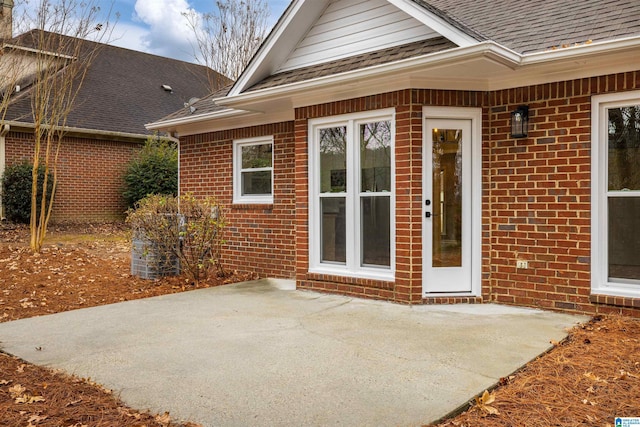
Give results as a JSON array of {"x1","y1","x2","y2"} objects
[
  {"x1": 233, "y1": 136, "x2": 274, "y2": 205},
  {"x1": 591, "y1": 90, "x2": 640, "y2": 298},
  {"x1": 308, "y1": 108, "x2": 396, "y2": 281}
]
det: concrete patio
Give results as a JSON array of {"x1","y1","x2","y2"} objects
[{"x1": 0, "y1": 279, "x2": 587, "y2": 426}]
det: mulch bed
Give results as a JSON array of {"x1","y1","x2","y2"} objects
[{"x1": 431, "y1": 315, "x2": 640, "y2": 427}]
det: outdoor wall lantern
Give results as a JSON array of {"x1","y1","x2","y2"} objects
[{"x1": 511, "y1": 105, "x2": 529, "y2": 138}]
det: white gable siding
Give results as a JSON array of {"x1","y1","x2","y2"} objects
[{"x1": 278, "y1": 0, "x2": 438, "y2": 72}]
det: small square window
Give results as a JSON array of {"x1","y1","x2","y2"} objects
[{"x1": 233, "y1": 137, "x2": 274, "y2": 204}]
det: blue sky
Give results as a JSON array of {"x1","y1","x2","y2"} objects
[
  {"x1": 15, "y1": 0, "x2": 291, "y2": 63},
  {"x1": 107, "y1": 0, "x2": 290, "y2": 62}
]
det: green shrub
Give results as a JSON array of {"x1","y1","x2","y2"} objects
[
  {"x1": 1, "y1": 160, "x2": 53, "y2": 224},
  {"x1": 123, "y1": 137, "x2": 178, "y2": 208}
]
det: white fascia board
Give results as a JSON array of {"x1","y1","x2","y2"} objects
[
  {"x1": 218, "y1": 42, "x2": 520, "y2": 108},
  {"x1": 4, "y1": 120, "x2": 151, "y2": 142},
  {"x1": 146, "y1": 108, "x2": 240, "y2": 131},
  {"x1": 229, "y1": 0, "x2": 329, "y2": 97},
  {"x1": 147, "y1": 109, "x2": 294, "y2": 137},
  {"x1": 386, "y1": 0, "x2": 478, "y2": 47},
  {"x1": 2, "y1": 43, "x2": 76, "y2": 60}
]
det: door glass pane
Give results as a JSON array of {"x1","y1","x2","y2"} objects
[
  {"x1": 608, "y1": 106, "x2": 640, "y2": 191},
  {"x1": 360, "y1": 121, "x2": 392, "y2": 192},
  {"x1": 321, "y1": 197, "x2": 346, "y2": 263},
  {"x1": 361, "y1": 196, "x2": 390, "y2": 267},
  {"x1": 432, "y1": 128, "x2": 463, "y2": 268},
  {"x1": 320, "y1": 127, "x2": 347, "y2": 193},
  {"x1": 609, "y1": 197, "x2": 640, "y2": 281}
]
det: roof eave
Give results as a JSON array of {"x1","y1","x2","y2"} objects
[
  {"x1": 4, "y1": 120, "x2": 152, "y2": 143},
  {"x1": 219, "y1": 41, "x2": 519, "y2": 108},
  {"x1": 146, "y1": 108, "x2": 241, "y2": 132}
]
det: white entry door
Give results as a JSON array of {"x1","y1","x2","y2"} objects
[{"x1": 423, "y1": 117, "x2": 473, "y2": 294}]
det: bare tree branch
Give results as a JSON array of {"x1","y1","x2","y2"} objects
[{"x1": 184, "y1": 0, "x2": 270, "y2": 86}]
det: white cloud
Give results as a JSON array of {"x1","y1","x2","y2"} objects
[
  {"x1": 108, "y1": 22, "x2": 151, "y2": 54},
  {"x1": 132, "y1": 0, "x2": 200, "y2": 62}
]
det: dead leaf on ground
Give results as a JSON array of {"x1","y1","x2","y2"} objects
[
  {"x1": 155, "y1": 411, "x2": 171, "y2": 425},
  {"x1": 583, "y1": 372, "x2": 607, "y2": 383},
  {"x1": 474, "y1": 390, "x2": 499, "y2": 416},
  {"x1": 9, "y1": 383, "x2": 25, "y2": 396}
]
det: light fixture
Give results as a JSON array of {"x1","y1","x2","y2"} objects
[{"x1": 511, "y1": 105, "x2": 529, "y2": 139}]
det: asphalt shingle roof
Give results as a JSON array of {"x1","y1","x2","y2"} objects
[
  {"x1": 4, "y1": 30, "x2": 229, "y2": 135},
  {"x1": 427, "y1": 0, "x2": 640, "y2": 54},
  {"x1": 247, "y1": 37, "x2": 456, "y2": 92},
  {"x1": 156, "y1": 0, "x2": 640, "y2": 123}
]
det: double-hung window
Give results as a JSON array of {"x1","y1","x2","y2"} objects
[
  {"x1": 592, "y1": 91, "x2": 640, "y2": 298},
  {"x1": 309, "y1": 109, "x2": 395, "y2": 280},
  {"x1": 233, "y1": 136, "x2": 274, "y2": 204}
]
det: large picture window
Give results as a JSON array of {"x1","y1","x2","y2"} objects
[
  {"x1": 592, "y1": 92, "x2": 640, "y2": 298},
  {"x1": 233, "y1": 136, "x2": 274, "y2": 204},
  {"x1": 309, "y1": 110, "x2": 394, "y2": 279}
]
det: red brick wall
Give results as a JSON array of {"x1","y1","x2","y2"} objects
[
  {"x1": 178, "y1": 73, "x2": 640, "y2": 317},
  {"x1": 4, "y1": 131, "x2": 140, "y2": 222},
  {"x1": 294, "y1": 90, "x2": 487, "y2": 304},
  {"x1": 179, "y1": 122, "x2": 296, "y2": 279},
  {"x1": 488, "y1": 73, "x2": 640, "y2": 317}
]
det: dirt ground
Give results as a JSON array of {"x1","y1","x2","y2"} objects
[{"x1": 1, "y1": 222, "x2": 639, "y2": 427}]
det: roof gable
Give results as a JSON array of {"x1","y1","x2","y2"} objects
[
  {"x1": 230, "y1": 0, "x2": 479, "y2": 96},
  {"x1": 278, "y1": 0, "x2": 440, "y2": 72}
]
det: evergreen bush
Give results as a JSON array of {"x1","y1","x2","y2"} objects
[
  {"x1": 123, "y1": 137, "x2": 178, "y2": 208},
  {"x1": 1, "y1": 161, "x2": 54, "y2": 224}
]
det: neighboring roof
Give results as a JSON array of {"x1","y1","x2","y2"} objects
[
  {"x1": 427, "y1": 0, "x2": 640, "y2": 54},
  {"x1": 3, "y1": 29, "x2": 229, "y2": 137}
]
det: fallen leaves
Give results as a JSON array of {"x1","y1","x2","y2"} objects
[
  {"x1": 474, "y1": 390, "x2": 499, "y2": 416},
  {"x1": 8, "y1": 383, "x2": 45, "y2": 404},
  {"x1": 583, "y1": 371, "x2": 607, "y2": 383}
]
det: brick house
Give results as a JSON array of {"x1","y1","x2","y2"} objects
[
  {"x1": 1, "y1": 22, "x2": 227, "y2": 221},
  {"x1": 149, "y1": 0, "x2": 640, "y2": 316}
]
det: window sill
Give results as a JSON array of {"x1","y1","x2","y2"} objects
[
  {"x1": 308, "y1": 266, "x2": 395, "y2": 283},
  {"x1": 231, "y1": 203, "x2": 274, "y2": 211}
]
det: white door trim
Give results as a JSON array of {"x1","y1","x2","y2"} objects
[{"x1": 422, "y1": 106, "x2": 482, "y2": 297}]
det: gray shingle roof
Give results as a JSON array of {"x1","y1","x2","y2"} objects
[
  {"x1": 427, "y1": 0, "x2": 640, "y2": 54},
  {"x1": 155, "y1": 0, "x2": 640, "y2": 123},
  {"x1": 4, "y1": 30, "x2": 229, "y2": 136},
  {"x1": 241, "y1": 0, "x2": 640, "y2": 95},
  {"x1": 247, "y1": 37, "x2": 456, "y2": 92}
]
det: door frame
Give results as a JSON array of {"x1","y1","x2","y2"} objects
[{"x1": 422, "y1": 106, "x2": 482, "y2": 297}]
